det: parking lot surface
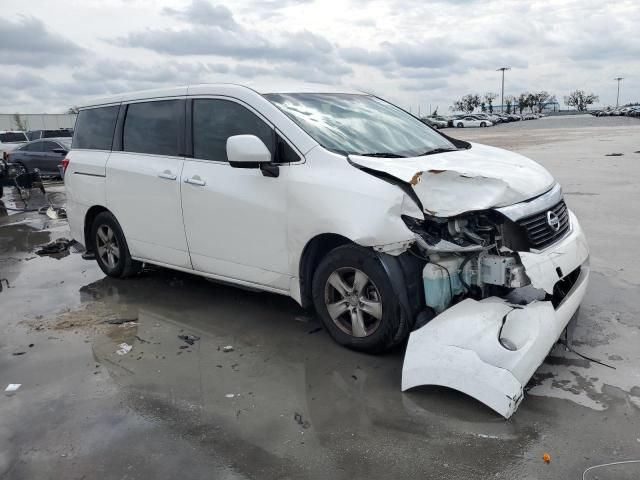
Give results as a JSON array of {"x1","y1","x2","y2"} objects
[{"x1": 1, "y1": 115, "x2": 640, "y2": 479}]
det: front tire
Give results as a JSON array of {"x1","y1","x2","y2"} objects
[
  {"x1": 480, "y1": 122, "x2": 487, "y2": 127},
  {"x1": 91, "y1": 211, "x2": 141, "y2": 278},
  {"x1": 312, "y1": 244, "x2": 405, "y2": 353}
]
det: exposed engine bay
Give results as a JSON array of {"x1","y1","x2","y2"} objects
[{"x1": 404, "y1": 210, "x2": 534, "y2": 315}]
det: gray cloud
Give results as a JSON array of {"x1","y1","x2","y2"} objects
[
  {"x1": 0, "y1": 16, "x2": 84, "y2": 66},
  {"x1": 162, "y1": 0, "x2": 237, "y2": 27}
]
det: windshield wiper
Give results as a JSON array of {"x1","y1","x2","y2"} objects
[
  {"x1": 359, "y1": 152, "x2": 407, "y2": 158},
  {"x1": 419, "y1": 147, "x2": 458, "y2": 156}
]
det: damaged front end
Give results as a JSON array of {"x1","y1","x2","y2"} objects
[{"x1": 400, "y1": 183, "x2": 590, "y2": 418}]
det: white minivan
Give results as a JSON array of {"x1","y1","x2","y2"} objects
[{"x1": 65, "y1": 83, "x2": 590, "y2": 417}]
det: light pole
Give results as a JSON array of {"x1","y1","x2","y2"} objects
[
  {"x1": 497, "y1": 67, "x2": 511, "y2": 113},
  {"x1": 614, "y1": 77, "x2": 623, "y2": 108}
]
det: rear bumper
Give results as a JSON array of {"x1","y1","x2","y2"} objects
[{"x1": 402, "y1": 210, "x2": 590, "y2": 418}]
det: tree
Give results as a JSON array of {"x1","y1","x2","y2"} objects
[
  {"x1": 504, "y1": 95, "x2": 516, "y2": 114},
  {"x1": 480, "y1": 101, "x2": 486, "y2": 112},
  {"x1": 12, "y1": 113, "x2": 29, "y2": 131},
  {"x1": 535, "y1": 91, "x2": 551, "y2": 113},
  {"x1": 517, "y1": 93, "x2": 529, "y2": 114},
  {"x1": 453, "y1": 94, "x2": 481, "y2": 113},
  {"x1": 564, "y1": 90, "x2": 599, "y2": 111},
  {"x1": 484, "y1": 92, "x2": 498, "y2": 113}
]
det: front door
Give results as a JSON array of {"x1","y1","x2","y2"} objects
[
  {"x1": 106, "y1": 98, "x2": 191, "y2": 269},
  {"x1": 180, "y1": 98, "x2": 290, "y2": 291}
]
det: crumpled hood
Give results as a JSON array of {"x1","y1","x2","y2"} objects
[{"x1": 349, "y1": 142, "x2": 555, "y2": 217}]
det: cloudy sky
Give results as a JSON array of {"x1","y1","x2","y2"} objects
[{"x1": 1, "y1": 0, "x2": 638, "y2": 113}]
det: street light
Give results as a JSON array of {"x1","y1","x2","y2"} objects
[
  {"x1": 497, "y1": 67, "x2": 511, "y2": 113},
  {"x1": 614, "y1": 77, "x2": 623, "y2": 108}
]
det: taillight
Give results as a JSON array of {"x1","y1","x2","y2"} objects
[{"x1": 61, "y1": 157, "x2": 70, "y2": 173}]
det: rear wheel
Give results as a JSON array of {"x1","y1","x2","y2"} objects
[
  {"x1": 312, "y1": 244, "x2": 405, "y2": 353},
  {"x1": 456, "y1": 122, "x2": 464, "y2": 128},
  {"x1": 480, "y1": 121, "x2": 487, "y2": 127},
  {"x1": 91, "y1": 211, "x2": 141, "y2": 278}
]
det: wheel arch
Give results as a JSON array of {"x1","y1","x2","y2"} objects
[
  {"x1": 84, "y1": 205, "x2": 111, "y2": 253},
  {"x1": 298, "y1": 233, "x2": 353, "y2": 309}
]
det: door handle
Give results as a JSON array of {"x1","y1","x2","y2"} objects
[
  {"x1": 185, "y1": 176, "x2": 206, "y2": 186},
  {"x1": 158, "y1": 170, "x2": 177, "y2": 180}
]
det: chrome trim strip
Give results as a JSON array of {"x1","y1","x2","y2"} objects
[{"x1": 495, "y1": 183, "x2": 563, "y2": 221}]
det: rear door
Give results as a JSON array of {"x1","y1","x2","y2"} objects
[
  {"x1": 106, "y1": 98, "x2": 191, "y2": 269},
  {"x1": 180, "y1": 97, "x2": 292, "y2": 290}
]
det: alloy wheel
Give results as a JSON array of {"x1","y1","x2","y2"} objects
[
  {"x1": 96, "y1": 225, "x2": 120, "y2": 269},
  {"x1": 324, "y1": 267, "x2": 383, "y2": 338}
]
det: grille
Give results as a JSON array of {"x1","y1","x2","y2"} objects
[{"x1": 518, "y1": 200, "x2": 570, "y2": 249}]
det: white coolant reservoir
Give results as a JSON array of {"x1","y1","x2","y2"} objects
[{"x1": 423, "y1": 255, "x2": 465, "y2": 313}]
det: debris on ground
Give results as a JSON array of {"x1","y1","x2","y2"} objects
[
  {"x1": 294, "y1": 412, "x2": 311, "y2": 429},
  {"x1": 5, "y1": 384, "x2": 21, "y2": 392},
  {"x1": 225, "y1": 393, "x2": 236, "y2": 398},
  {"x1": 605, "y1": 153, "x2": 624, "y2": 156},
  {"x1": 222, "y1": 345, "x2": 234, "y2": 352},
  {"x1": 12, "y1": 352, "x2": 26, "y2": 356},
  {"x1": 103, "y1": 317, "x2": 138, "y2": 325},
  {"x1": 35, "y1": 238, "x2": 73, "y2": 256},
  {"x1": 44, "y1": 205, "x2": 67, "y2": 219},
  {"x1": 0, "y1": 278, "x2": 11, "y2": 292},
  {"x1": 543, "y1": 453, "x2": 551, "y2": 463},
  {"x1": 178, "y1": 334, "x2": 200, "y2": 346},
  {"x1": 307, "y1": 327, "x2": 322, "y2": 334},
  {"x1": 116, "y1": 343, "x2": 133, "y2": 355},
  {"x1": 135, "y1": 335, "x2": 149, "y2": 344}
]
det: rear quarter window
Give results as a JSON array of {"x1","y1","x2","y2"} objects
[{"x1": 73, "y1": 105, "x2": 120, "y2": 150}]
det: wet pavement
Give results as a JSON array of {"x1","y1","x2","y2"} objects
[{"x1": 2, "y1": 117, "x2": 640, "y2": 479}]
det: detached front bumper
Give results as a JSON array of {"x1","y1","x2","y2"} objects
[{"x1": 402, "y1": 210, "x2": 590, "y2": 418}]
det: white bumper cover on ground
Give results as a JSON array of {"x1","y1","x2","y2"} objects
[{"x1": 402, "y1": 212, "x2": 590, "y2": 418}]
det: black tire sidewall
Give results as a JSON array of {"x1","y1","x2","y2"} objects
[
  {"x1": 91, "y1": 212, "x2": 133, "y2": 278},
  {"x1": 312, "y1": 245, "x2": 402, "y2": 353}
]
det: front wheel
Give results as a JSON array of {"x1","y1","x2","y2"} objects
[
  {"x1": 91, "y1": 211, "x2": 142, "y2": 278},
  {"x1": 312, "y1": 244, "x2": 406, "y2": 353},
  {"x1": 456, "y1": 122, "x2": 464, "y2": 128},
  {"x1": 480, "y1": 122, "x2": 487, "y2": 127}
]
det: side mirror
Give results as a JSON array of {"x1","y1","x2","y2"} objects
[
  {"x1": 52, "y1": 148, "x2": 68, "y2": 155},
  {"x1": 227, "y1": 135, "x2": 271, "y2": 168}
]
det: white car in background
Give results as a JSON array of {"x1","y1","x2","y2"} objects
[
  {"x1": 0, "y1": 130, "x2": 28, "y2": 160},
  {"x1": 454, "y1": 116, "x2": 492, "y2": 128}
]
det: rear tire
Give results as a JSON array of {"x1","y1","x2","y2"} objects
[
  {"x1": 480, "y1": 122, "x2": 487, "y2": 127},
  {"x1": 312, "y1": 244, "x2": 405, "y2": 353},
  {"x1": 91, "y1": 211, "x2": 142, "y2": 278},
  {"x1": 456, "y1": 122, "x2": 463, "y2": 128}
]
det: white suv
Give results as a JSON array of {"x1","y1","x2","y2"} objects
[{"x1": 65, "y1": 84, "x2": 590, "y2": 417}]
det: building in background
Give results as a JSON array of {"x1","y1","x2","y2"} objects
[{"x1": 0, "y1": 113, "x2": 76, "y2": 131}]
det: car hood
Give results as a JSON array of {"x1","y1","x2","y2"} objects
[{"x1": 349, "y1": 142, "x2": 555, "y2": 217}]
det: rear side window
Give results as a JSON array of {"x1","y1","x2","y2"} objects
[
  {"x1": 42, "y1": 141, "x2": 60, "y2": 152},
  {"x1": 193, "y1": 99, "x2": 274, "y2": 162},
  {"x1": 123, "y1": 100, "x2": 183, "y2": 156},
  {"x1": 26, "y1": 141, "x2": 43, "y2": 152},
  {"x1": 73, "y1": 106, "x2": 119, "y2": 150},
  {"x1": 0, "y1": 132, "x2": 28, "y2": 143}
]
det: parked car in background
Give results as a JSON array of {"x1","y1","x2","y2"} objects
[
  {"x1": 26, "y1": 128, "x2": 74, "y2": 141},
  {"x1": 7, "y1": 137, "x2": 70, "y2": 177},
  {"x1": 421, "y1": 117, "x2": 447, "y2": 129},
  {"x1": 454, "y1": 116, "x2": 492, "y2": 128},
  {"x1": 0, "y1": 130, "x2": 28, "y2": 160}
]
